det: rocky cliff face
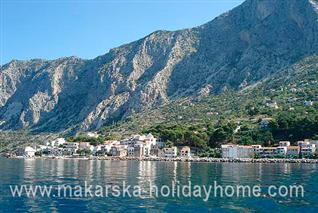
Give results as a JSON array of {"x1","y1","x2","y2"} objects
[{"x1": 0, "y1": 0, "x2": 317, "y2": 132}]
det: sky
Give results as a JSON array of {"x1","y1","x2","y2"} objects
[{"x1": 0, "y1": 0, "x2": 244, "y2": 65}]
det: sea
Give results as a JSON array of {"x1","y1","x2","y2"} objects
[{"x1": 0, "y1": 158, "x2": 317, "y2": 212}]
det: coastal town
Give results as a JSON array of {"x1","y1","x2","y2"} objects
[
  {"x1": 10, "y1": 133, "x2": 191, "y2": 159},
  {"x1": 221, "y1": 140, "x2": 318, "y2": 159},
  {"x1": 7, "y1": 131, "x2": 318, "y2": 162}
]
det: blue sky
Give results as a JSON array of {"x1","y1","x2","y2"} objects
[{"x1": 0, "y1": 0, "x2": 244, "y2": 65}]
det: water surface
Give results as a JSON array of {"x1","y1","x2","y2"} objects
[{"x1": 0, "y1": 158, "x2": 317, "y2": 212}]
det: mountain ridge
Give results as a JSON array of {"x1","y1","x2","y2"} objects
[{"x1": 1, "y1": 0, "x2": 318, "y2": 133}]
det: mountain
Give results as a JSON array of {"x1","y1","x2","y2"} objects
[{"x1": 0, "y1": 0, "x2": 318, "y2": 133}]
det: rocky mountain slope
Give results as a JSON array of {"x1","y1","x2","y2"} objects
[
  {"x1": 99, "y1": 55, "x2": 318, "y2": 138},
  {"x1": 0, "y1": 0, "x2": 317, "y2": 133}
]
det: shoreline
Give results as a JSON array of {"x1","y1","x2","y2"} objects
[{"x1": 6, "y1": 156, "x2": 318, "y2": 164}]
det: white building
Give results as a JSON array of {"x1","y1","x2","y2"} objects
[
  {"x1": 298, "y1": 141, "x2": 316, "y2": 157},
  {"x1": 304, "y1": 101, "x2": 314, "y2": 107},
  {"x1": 46, "y1": 138, "x2": 66, "y2": 147},
  {"x1": 24, "y1": 146, "x2": 36, "y2": 158},
  {"x1": 279, "y1": 141, "x2": 291, "y2": 147},
  {"x1": 221, "y1": 145, "x2": 254, "y2": 159},
  {"x1": 37, "y1": 145, "x2": 49, "y2": 151},
  {"x1": 144, "y1": 133, "x2": 157, "y2": 146},
  {"x1": 55, "y1": 138, "x2": 66, "y2": 147},
  {"x1": 128, "y1": 147, "x2": 135, "y2": 157},
  {"x1": 102, "y1": 141, "x2": 120, "y2": 154},
  {"x1": 266, "y1": 101, "x2": 278, "y2": 109},
  {"x1": 180, "y1": 146, "x2": 191, "y2": 157},
  {"x1": 121, "y1": 134, "x2": 157, "y2": 147},
  {"x1": 86, "y1": 132, "x2": 99, "y2": 138},
  {"x1": 63, "y1": 142, "x2": 79, "y2": 155},
  {"x1": 120, "y1": 134, "x2": 156, "y2": 157},
  {"x1": 163, "y1": 147, "x2": 178, "y2": 158},
  {"x1": 311, "y1": 140, "x2": 318, "y2": 148}
]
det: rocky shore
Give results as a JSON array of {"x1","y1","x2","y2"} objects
[
  {"x1": 96, "y1": 156, "x2": 318, "y2": 164},
  {"x1": 9, "y1": 156, "x2": 318, "y2": 164}
]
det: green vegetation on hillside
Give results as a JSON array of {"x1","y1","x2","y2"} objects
[{"x1": 100, "y1": 56, "x2": 318, "y2": 150}]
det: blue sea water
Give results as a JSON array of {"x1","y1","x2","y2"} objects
[{"x1": 0, "y1": 158, "x2": 318, "y2": 212}]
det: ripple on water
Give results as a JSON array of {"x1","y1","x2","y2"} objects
[{"x1": 0, "y1": 158, "x2": 318, "y2": 212}]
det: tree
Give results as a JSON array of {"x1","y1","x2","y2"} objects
[
  {"x1": 257, "y1": 131, "x2": 273, "y2": 147},
  {"x1": 240, "y1": 136, "x2": 254, "y2": 145},
  {"x1": 209, "y1": 128, "x2": 228, "y2": 148}
]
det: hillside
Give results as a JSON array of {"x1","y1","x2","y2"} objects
[
  {"x1": 100, "y1": 56, "x2": 318, "y2": 141},
  {"x1": 0, "y1": 0, "x2": 317, "y2": 133}
]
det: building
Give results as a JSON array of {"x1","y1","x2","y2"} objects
[
  {"x1": 79, "y1": 142, "x2": 91, "y2": 150},
  {"x1": 304, "y1": 101, "x2": 314, "y2": 107},
  {"x1": 279, "y1": 141, "x2": 291, "y2": 147},
  {"x1": 180, "y1": 146, "x2": 191, "y2": 157},
  {"x1": 128, "y1": 147, "x2": 135, "y2": 157},
  {"x1": 103, "y1": 141, "x2": 120, "y2": 154},
  {"x1": 286, "y1": 146, "x2": 300, "y2": 158},
  {"x1": 237, "y1": 146, "x2": 254, "y2": 158},
  {"x1": 76, "y1": 142, "x2": 93, "y2": 155},
  {"x1": 17, "y1": 146, "x2": 36, "y2": 158},
  {"x1": 260, "y1": 118, "x2": 272, "y2": 129},
  {"x1": 260, "y1": 147, "x2": 277, "y2": 158},
  {"x1": 111, "y1": 145, "x2": 128, "y2": 157},
  {"x1": 134, "y1": 144, "x2": 146, "y2": 157},
  {"x1": 45, "y1": 147, "x2": 63, "y2": 156},
  {"x1": 127, "y1": 143, "x2": 147, "y2": 158},
  {"x1": 120, "y1": 134, "x2": 157, "y2": 148},
  {"x1": 93, "y1": 145, "x2": 102, "y2": 155},
  {"x1": 300, "y1": 145, "x2": 315, "y2": 157},
  {"x1": 275, "y1": 147, "x2": 287, "y2": 157},
  {"x1": 25, "y1": 146, "x2": 36, "y2": 157},
  {"x1": 86, "y1": 132, "x2": 99, "y2": 138},
  {"x1": 54, "y1": 138, "x2": 66, "y2": 147},
  {"x1": 311, "y1": 140, "x2": 318, "y2": 148},
  {"x1": 221, "y1": 144, "x2": 254, "y2": 159},
  {"x1": 120, "y1": 135, "x2": 143, "y2": 146},
  {"x1": 298, "y1": 141, "x2": 316, "y2": 157},
  {"x1": 163, "y1": 147, "x2": 178, "y2": 158},
  {"x1": 157, "y1": 149, "x2": 165, "y2": 158},
  {"x1": 290, "y1": 88, "x2": 297, "y2": 93},
  {"x1": 150, "y1": 146, "x2": 159, "y2": 157},
  {"x1": 46, "y1": 138, "x2": 66, "y2": 147},
  {"x1": 119, "y1": 134, "x2": 156, "y2": 157},
  {"x1": 144, "y1": 133, "x2": 157, "y2": 147},
  {"x1": 63, "y1": 142, "x2": 79, "y2": 155},
  {"x1": 37, "y1": 145, "x2": 49, "y2": 153},
  {"x1": 221, "y1": 144, "x2": 236, "y2": 158},
  {"x1": 266, "y1": 101, "x2": 278, "y2": 109},
  {"x1": 252, "y1": 145, "x2": 262, "y2": 155}
]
